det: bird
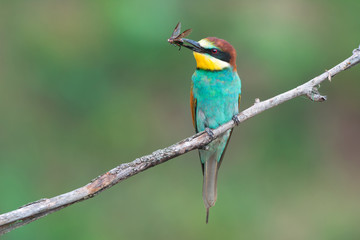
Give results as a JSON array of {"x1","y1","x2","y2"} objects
[{"x1": 181, "y1": 37, "x2": 242, "y2": 223}]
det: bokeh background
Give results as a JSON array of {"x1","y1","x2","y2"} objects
[{"x1": 1, "y1": 0, "x2": 359, "y2": 239}]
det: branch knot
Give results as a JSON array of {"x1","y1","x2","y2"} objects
[{"x1": 306, "y1": 87, "x2": 327, "y2": 102}]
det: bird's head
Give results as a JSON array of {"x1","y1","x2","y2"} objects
[{"x1": 182, "y1": 37, "x2": 237, "y2": 71}]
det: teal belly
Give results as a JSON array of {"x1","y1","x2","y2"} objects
[
  {"x1": 192, "y1": 68, "x2": 241, "y2": 132},
  {"x1": 196, "y1": 97, "x2": 238, "y2": 131}
]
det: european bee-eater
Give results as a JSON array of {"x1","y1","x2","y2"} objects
[{"x1": 182, "y1": 37, "x2": 241, "y2": 223}]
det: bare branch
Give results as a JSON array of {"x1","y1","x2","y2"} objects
[{"x1": 1, "y1": 47, "x2": 359, "y2": 235}]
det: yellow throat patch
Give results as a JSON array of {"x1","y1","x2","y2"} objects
[{"x1": 193, "y1": 52, "x2": 230, "y2": 71}]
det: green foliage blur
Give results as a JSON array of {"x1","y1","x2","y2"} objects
[{"x1": 1, "y1": 0, "x2": 359, "y2": 239}]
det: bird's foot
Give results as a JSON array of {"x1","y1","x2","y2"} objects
[
  {"x1": 205, "y1": 128, "x2": 215, "y2": 140},
  {"x1": 232, "y1": 115, "x2": 240, "y2": 126},
  {"x1": 200, "y1": 145, "x2": 210, "y2": 151}
]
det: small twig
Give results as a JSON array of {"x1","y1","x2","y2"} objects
[
  {"x1": 0, "y1": 47, "x2": 359, "y2": 235},
  {"x1": 326, "y1": 69, "x2": 332, "y2": 82}
]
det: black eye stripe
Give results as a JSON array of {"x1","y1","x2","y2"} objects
[{"x1": 205, "y1": 48, "x2": 231, "y2": 63}]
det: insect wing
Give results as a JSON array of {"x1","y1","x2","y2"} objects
[
  {"x1": 171, "y1": 22, "x2": 181, "y2": 39},
  {"x1": 178, "y1": 28, "x2": 192, "y2": 39}
]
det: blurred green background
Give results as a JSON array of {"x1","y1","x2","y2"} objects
[{"x1": 1, "y1": 0, "x2": 359, "y2": 239}]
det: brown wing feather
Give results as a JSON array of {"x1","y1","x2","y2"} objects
[{"x1": 190, "y1": 85, "x2": 198, "y2": 132}]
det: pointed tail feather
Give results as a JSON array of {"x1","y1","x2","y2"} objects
[
  {"x1": 203, "y1": 155, "x2": 218, "y2": 223},
  {"x1": 206, "y1": 207, "x2": 209, "y2": 224}
]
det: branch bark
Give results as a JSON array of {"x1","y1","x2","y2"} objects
[{"x1": 1, "y1": 47, "x2": 359, "y2": 235}]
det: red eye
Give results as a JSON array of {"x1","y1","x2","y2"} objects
[{"x1": 211, "y1": 48, "x2": 218, "y2": 54}]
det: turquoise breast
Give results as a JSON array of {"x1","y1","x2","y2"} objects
[{"x1": 192, "y1": 67, "x2": 241, "y2": 131}]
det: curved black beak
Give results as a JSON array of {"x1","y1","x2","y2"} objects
[{"x1": 182, "y1": 38, "x2": 205, "y2": 53}]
